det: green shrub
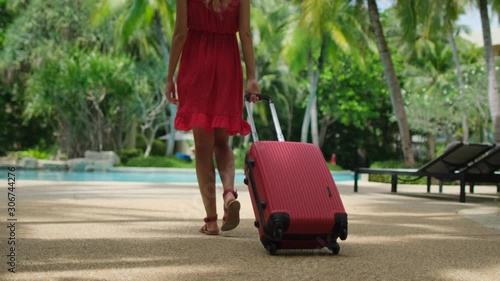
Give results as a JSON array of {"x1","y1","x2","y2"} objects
[
  {"x1": 19, "y1": 149, "x2": 52, "y2": 160},
  {"x1": 233, "y1": 143, "x2": 252, "y2": 169},
  {"x1": 135, "y1": 138, "x2": 167, "y2": 157},
  {"x1": 150, "y1": 139, "x2": 167, "y2": 156},
  {"x1": 369, "y1": 160, "x2": 407, "y2": 169},
  {"x1": 126, "y1": 156, "x2": 196, "y2": 168},
  {"x1": 118, "y1": 149, "x2": 142, "y2": 165}
]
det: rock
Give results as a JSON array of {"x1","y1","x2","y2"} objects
[
  {"x1": 68, "y1": 151, "x2": 120, "y2": 172},
  {"x1": 87, "y1": 160, "x2": 114, "y2": 172},
  {"x1": 84, "y1": 151, "x2": 121, "y2": 165},
  {"x1": 0, "y1": 157, "x2": 16, "y2": 168},
  {"x1": 68, "y1": 158, "x2": 92, "y2": 171},
  {"x1": 20, "y1": 157, "x2": 38, "y2": 169},
  {"x1": 37, "y1": 160, "x2": 69, "y2": 171}
]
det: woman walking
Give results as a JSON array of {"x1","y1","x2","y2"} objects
[{"x1": 165, "y1": 0, "x2": 260, "y2": 235}]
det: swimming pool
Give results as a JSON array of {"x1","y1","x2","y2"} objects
[{"x1": 1, "y1": 167, "x2": 355, "y2": 183}]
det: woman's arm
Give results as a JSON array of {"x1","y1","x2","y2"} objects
[
  {"x1": 165, "y1": 0, "x2": 188, "y2": 104},
  {"x1": 239, "y1": 0, "x2": 260, "y2": 99},
  {"x1": 166, "y1": 0, "x2": 188, "y2": 82},
  {"x1": 238, "y1": 0, "x2": 256, "y2": 80}
]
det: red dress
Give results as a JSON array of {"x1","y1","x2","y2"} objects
[{"x1": 175, "y1": 0, "x2": 251, "y2": 136}]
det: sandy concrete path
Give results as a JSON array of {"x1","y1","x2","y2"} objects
[{"x1": 0, "y1": 180, "x2": 499, "y2": 281}]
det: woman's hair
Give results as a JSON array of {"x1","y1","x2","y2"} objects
[{"x1": 204, "y1": 0, "x2": 231, "y2": 13}]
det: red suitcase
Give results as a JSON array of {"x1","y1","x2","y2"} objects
[{"x1": 243, "y1": 95, "x2": 348, "y2": 255}]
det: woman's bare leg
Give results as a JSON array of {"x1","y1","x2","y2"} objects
[
  {"x1": 193, "y1": 127, "x2": 218, "y2": 232},
  {"x1": 214, "y1": 128, "x2": 240, "y2": 231},
  {"x1": 214, "y1": 128, "x2": 235, "y2": 205}
]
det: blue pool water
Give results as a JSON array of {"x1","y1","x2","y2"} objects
[{"x1": 1, "y1": 168, "x2": 355, "y2": 183}]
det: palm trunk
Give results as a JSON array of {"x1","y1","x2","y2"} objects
[
  {"x1": 286, "y1": 91, "x2": 294, "y2": 141},
  {"x1": 427, "y1": 134, "x2": 436, "y2": 160},
  {"x1": 312, "y1": 37, "x2": 327, "y2": 147},
  {"x1": 448, "y1": 31, "x2": 469, "y2": 142},
  {"x1": 319, "y1": 117, "x2": 335, "y2": 148},
  {"x1": 311, "y1": 95, "x2": 319, "y2": 146},
  {"x1": 301, "y1": 53, "x2": 316, "y2": 143},
  {"x1": 478, "y1": 0, "x2": 500, "y2": 142},
  {"x1": 302, "y1": 69, "x2": 319, "y2": 145},
  {"x1": 367, "y1": 0, "x2": 415, "y2": 167},
  {"x1": 301, "y1": 38, "x2": 326, "y2": 146}
]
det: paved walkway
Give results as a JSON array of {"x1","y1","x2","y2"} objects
[{"x1": 1, "y1": 180, "x2": 499, "y2": 281}]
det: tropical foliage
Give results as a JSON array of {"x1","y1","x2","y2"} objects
[{"x1": 0, "y1": 0, "x2": 496, "y2": 170}]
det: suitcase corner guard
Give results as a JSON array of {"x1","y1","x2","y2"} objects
[{"x1": 333, "y1": 213, "x2": 348, "y2": 241}]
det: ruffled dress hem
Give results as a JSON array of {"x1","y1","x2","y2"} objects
[{"x1": 175, "y1": 112, "x2": 251, "y2": 136}]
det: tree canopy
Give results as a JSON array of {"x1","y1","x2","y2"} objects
[{"x1": 0, "y1": 0, "x2": 495, "y2": 169}]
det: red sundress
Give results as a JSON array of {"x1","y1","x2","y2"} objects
[{"x1": 175, "y1": 0, "x2": 251, "y2": 136}]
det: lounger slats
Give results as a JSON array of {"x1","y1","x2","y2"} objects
[{"x1": 354, "y1": 142, "x2": 499, "y2": 202}]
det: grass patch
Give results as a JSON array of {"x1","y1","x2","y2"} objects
[
  {"x1": 327, "y1": 163, "x2": 346, "y2": 171},
  {"x1": 120, "y1": 145, "x2": 350, "y2": 172},
  {"x1": 368, "y1": 161, "x2": 500, "y2": 190},
  {"x1": 125, "y1": 156, "x2": 196, "y2": 168},
  {"x1": 7, "y1": 147, "x2": 59, "y2": 161},
  {"x1": 368, "y1": 160, "x2": 428, "y2": 184}
]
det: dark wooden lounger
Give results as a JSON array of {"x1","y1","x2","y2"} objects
[{"x1": 353, "y1": 142, "x2": 500, "y2": 203}]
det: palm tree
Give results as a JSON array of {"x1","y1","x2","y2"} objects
[
  {"x1": 286, "y1": 0, "x2": 369, "y2": 147},
  {"x1": 366, "y1": 0, "x2": 415, "y2": 167},
  {"x1": 242, "y1": 0, "x2": 298, "y2": 144},
  {"x1": 477, "y1": 0, "x2": 500, "y2": 142},
  {"x1": 443, "y1": 1, "x2": 470, "y2": 142},
  {"x1": 403, "y1": 40, "x2": 463, "y2": 158},
  {"x1": 93, "y1": 0, "x2": 178, "y2": 155},
  {"x1": 395, "y1": 0, "x2": 471, "y2": 143}
]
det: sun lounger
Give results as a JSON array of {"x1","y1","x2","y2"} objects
[
  {"x1": 354, "y1": 142, "x2": 497, "y2": 202},
  {"x1": 463, "y1": 145, "x2": 500, "y2": 194}
]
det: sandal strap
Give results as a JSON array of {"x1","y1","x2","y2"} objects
[
  {"x1": 203, "y1": 215, "x2": 218, "y2": 223},
  {"x1": 223, "y1": 189, "x2": 238, "y2": 200},
  {"x1": 200, "y1": 224, "x2": 208, "y2": 232}
]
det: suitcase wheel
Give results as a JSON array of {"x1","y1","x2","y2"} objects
[
  {"x1": 328, "y1": 243, "x2": 340, "y2": 255},
  {"x1": 243, "y1": 177, "x2": 248, "y2": 185},
  {"x1": 272, "y1": 225, "x2": 284, "y2": 241},
  {"x1": 254, "y1": 220, "x2": 259, "y2": 228},
  {"x1": 265, "y1": 242, "x2": 278, "y2": 255},
  {"x1": 340, "y1": 228, "x2": 348, "y2": 241}
]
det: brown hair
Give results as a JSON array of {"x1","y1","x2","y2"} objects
[{"x1": 204, "y1": 0, "x2": 231, "y2": 13}]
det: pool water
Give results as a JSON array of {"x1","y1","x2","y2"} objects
[{"x1": 1, "y1": 168, "x2": 355, "y2": 183}]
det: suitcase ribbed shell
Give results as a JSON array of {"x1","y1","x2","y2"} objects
[{"x1": 246, "y1": 141, "x2": 346, "y2": 235}]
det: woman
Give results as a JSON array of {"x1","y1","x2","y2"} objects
[{"x1": 165, "y1": 0, "x2": 260, "y2": 235}]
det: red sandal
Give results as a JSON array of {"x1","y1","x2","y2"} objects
[
  {"x1": 199, "y1": 215, "x2": 219, "y2": 235},
  {"x1": 221, "y1": 190, "x2": 240, "y2": 231}
]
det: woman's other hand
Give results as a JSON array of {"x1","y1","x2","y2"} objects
[{"x1": 165, "y1": 80, "x2": 178, "y2": 105}]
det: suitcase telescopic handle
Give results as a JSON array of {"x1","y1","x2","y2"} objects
[{"x1": 244, "y1": 94, "x2": 285, "y2": 142}]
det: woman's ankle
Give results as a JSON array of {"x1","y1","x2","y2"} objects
[{"x1": 223, "y1": 189, "x2": 237, "y2": 207}]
